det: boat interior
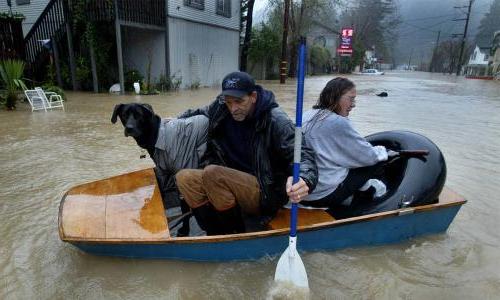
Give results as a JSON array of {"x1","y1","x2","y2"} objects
[{"x1": 59, "y1": 168, "x2": 466, "y2": 243}]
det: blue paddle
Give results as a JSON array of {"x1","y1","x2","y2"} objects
[{"x1": 274, "y1": 37, "x2": 309, "y2": 289}]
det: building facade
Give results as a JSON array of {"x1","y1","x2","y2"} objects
[
  {"x1": 0, "y1": 0, "x2": 240, "y2": 90},
  {"x1": 465, "y1": 45, "x2": 491, "y2": 77},
  {"x1": 491, "y1": 31, "x2": 500, "y2": 78}
]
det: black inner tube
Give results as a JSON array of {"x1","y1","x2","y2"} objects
[{"x1": 327, "y1": 130, "x2": 446, "y2": 219}]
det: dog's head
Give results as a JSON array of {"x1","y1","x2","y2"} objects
[{"x1": 111, "y1": 103, "x2": 159, "y2": 147}]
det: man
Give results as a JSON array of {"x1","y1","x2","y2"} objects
[{"x1": 176, "y1": 71, "x2": 318, "y2": 235}]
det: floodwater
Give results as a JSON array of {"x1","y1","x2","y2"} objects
[{"x1": 1, "y1": 72, "x2": 499, "y2": 299}]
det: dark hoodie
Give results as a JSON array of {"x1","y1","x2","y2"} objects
[
  {"x1": 219, "y1": 87, "x2": 276, "y2": 174},
  {"x1": 178, "y1": 85, "x2": 317, "y2": 217}
]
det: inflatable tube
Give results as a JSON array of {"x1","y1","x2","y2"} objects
[{"x1": 329, "y1": 130, "x2": 447, "y2": 219}]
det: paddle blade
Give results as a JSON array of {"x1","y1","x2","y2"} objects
[{"x1": 274, "y1": 237, "x2": 309, "y2": 289}]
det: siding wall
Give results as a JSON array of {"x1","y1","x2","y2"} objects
[
  {"x1": 122, "y1": 27, "x2": 166, "y2": 86},
  {"x1": 168, "y1": 0, "x2": 239, "y2": 31},
  {"x1": 0, "y1": 0, "x2": 50, "y2": 36},
  {"x1": 168, "y1": 17, "x2": 239, "y2": 88}
]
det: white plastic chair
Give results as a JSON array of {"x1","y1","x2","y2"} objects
[
  {"x1": 35, "y1": 87, "x2": 64, "y2": 110},
  {"x1": 24, "y1": 89, "x2": 47, "y2": 112}
]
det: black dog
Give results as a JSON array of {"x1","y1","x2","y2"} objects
[
  {"x1": 111, "y1": 103, "x2": 160, "y2": 157},
  {"x1": 111, "y1": 103, "x2": 192, "y2": 236}
]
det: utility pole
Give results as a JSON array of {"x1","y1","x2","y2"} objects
[
  {"x1": 454, "y1": 0, "x2": 474, "y2": 76},
  {"x1": 429, "y1": 30, "x2": 441, "y2": 72},
  {"x1": 407, "y1": 48, "x2": 413, "y2": 71},
  {"x1": 280, "y1": 0, "x2": 290, "y2": 84}
]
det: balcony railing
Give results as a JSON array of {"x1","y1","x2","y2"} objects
[{"x1": 87, "y1": 0, "x2": 165, "y2": 27}]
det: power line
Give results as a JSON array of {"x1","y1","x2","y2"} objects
[
  {"x1": 398, "y1": 19, "x2": 455, "y2": 36},
  {"x1": 404, "y1": 13, "x2": 456, "y2": 22}
]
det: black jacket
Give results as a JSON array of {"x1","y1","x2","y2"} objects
[{"x1": 179, "y1": 86, "x2": 318, "y2": 217}]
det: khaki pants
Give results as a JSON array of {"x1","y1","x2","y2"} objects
[{"x1": 175, "y1": 165, "x2": 261, "y2": 215}]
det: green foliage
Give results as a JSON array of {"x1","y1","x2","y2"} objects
[
  {"x1": 189, "y1": 80, "x2": 201, "y2": 90},
  {"x1": 41, "y1": 85, "x2": 66, "y2": 100},
  {"x1": 0, "y1": 12, "x2": 25, "y2": 20},
  {"x1": 156, "y1": 72, "x2": 182, "y2": 92},
  {"x1": 0, "y1": 59, "x2": 28, "y2": 110},
  {"x1": 310, "y1": 45, "x2": 331, "y2": 73},
  {"x1": 248, "y1": 24, "x2": 281, "y2": 63},
  {"x1": 125, "y1": 69, "x2": 144, "y2": 92},
  {"x1": 76, "y1": 56, "x2": 91, "y2": 84}
]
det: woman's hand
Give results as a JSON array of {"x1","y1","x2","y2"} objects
[{"x1": 286, "y1": 177, "x2": 309, "y2": 203}]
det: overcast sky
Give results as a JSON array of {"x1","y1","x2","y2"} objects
[{"x1": 251, "y1": 0, "x2": 495, "y2": 64}]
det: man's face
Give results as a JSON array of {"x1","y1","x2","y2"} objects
[{"x1": 223, "y1": 91, "x2": 257, "y2": 121}]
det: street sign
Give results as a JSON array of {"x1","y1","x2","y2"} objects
[{"x1": 337, "y1": 27, "x2": 354, "y2": 57}]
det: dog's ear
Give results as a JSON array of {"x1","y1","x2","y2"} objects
[
  {"x1": 141, "y1": 103, "x2": 154, "y2": 114},
  {"x1": 111, "y1": 104, "x2": 124, "y2": 124}
]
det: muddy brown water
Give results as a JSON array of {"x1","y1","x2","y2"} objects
[{"x1": 1, "y1": 72, "x2": 500, "y2": 299}]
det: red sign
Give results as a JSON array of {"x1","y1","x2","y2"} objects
[{"x1": 337, "y1": 27, "x2": 354, "y2": 57}]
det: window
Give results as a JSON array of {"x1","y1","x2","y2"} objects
[
  {"x1": 484, "y1": 54, "x2": 489, "y2": 61},
  {"x1": 216, "y1": 0, "x2": 231, "y2": 18},
  {"x1": 16, "y1": 0, "x2": 30, "y2": 5},
  {"x1": 184, "y1": 0, "x2": 204, "y2": 10}
]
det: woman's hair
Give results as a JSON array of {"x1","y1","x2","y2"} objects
[
  {"x1": 313, "y1": 77, "x2": 355, "y2": 112},
  {"x1": 305, "y1": 77, "x2": 355, "y2": 134}
]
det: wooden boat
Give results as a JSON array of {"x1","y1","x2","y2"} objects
[{"x1": 58, "y1": 168, "x2": 466, "y2": 261}]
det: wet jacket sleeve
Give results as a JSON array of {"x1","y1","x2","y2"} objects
[
  {"x1": 270, "y1": 108, "x2": 318, "y2": 192},
  {"x1": 329, "y1": 118, "x2": 387, "y2": 168},
  {"x1": 177, "y1": 105, "x2": 209, "y2": 119},
  {"x1": 177, "y1": 98, "x2": 221, "y2": 119}
]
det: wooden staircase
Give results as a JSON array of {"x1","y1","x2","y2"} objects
[
  {"x1": 23, "y1": 0, "x2": 166, "y2": 90},
  {"x1": 24, "y1": 0, "x2": 70, "y2": 83}
]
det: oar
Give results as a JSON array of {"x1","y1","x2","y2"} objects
[
  {"x1": 387, "y1": 149, "x2": 429, "y2": 158},
  {"x1": 274, "y1": 37, "x2": 309, "y2": 289}
]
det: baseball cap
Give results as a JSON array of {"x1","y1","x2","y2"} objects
[{"x1": 221, "y1": 71, "x2": 256, "y2": 98}]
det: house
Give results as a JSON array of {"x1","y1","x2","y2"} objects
[
  {"x1": 0, "y1": 0, "x2": 241, "y2": 91},
  {"x1": 0, "y1": 0, "x2": 48, "y2": 36},
  {"x1": 307, "y1": 21, "x2": 338, "y2": 74},
  {"x1": 464, "y1": 45, "x2": 491, "y2": 77},
  {"x1": 491, "y1": 31, "x2": 500, "y2": 78}
]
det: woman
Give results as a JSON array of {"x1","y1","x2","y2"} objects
[{"x1": 297, "y1": 77, "x2": 389, "y2": 209}]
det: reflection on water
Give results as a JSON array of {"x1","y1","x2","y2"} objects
[{"x1": 1, "y1": 72, "x2": 500, "y2": 299}]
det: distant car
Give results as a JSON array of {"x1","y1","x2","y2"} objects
[{"x1": 361, "y1": 69, "x2": 385, "y2": 75}]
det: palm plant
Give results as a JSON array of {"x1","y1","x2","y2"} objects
[{"x1": 0, "y1": 59, "x2": 28, "y2": 110}]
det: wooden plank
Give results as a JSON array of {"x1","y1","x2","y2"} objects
[
  {"x1": 67, "y1": 168, "x2": 156, "y2": 196},
  {"x1": 105, "y1": 183, "x2": 170, "y2": 239},
  {"x1": 61, "y1": 194, "x2": 106, "y2": 239},
  {"x1": 61, "y1": 168, "x2": 169, "y2": 241},
  {"x1": 268, "y1": 208, "x2": 335, "y2": 230}
]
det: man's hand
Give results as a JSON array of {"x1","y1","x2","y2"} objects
[{"x1": 286, "y1": 177, "x2": 309, "y2": 203}]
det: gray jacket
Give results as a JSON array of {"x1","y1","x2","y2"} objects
[{"x1": 153, "y1": 115, "x2": 208, "y2": 204}]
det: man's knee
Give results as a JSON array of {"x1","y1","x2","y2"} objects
[
  {"x1": 202, "y1": 165, "x2": 225, "y2": 185},
  {"x1": 175, "y1": 169, "x2": 199, "y2": 186}
]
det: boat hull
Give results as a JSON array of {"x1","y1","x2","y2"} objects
[{"x1": 69, "y1": 203, "x2": 462, "y2": 261}]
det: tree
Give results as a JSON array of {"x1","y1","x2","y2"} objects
[
  {"x1": 310, "y1": 45, "x2": 331, "y2": 74},
  {"x1": 339, "y1": 0, "x2": 400, "y2": 71},
  {"x1": 475, "y1": 0, "x2": 500, "y2": 47},
  {"x1": 430, "y1": 39, "x2": 472, "y2": 74},
  {"x1": 265, "y1": 0, "x2": 338, "y2": 77},
  {"x1": 248, "y1": 24, "x2": 281, "y2": 79},
  {"x1": 240, "y1": 0, "x2": 256, "y2": 71}
]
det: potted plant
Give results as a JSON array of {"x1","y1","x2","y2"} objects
[{"x1": 0, "y1": 59, "x2": 28, "y2": 110}]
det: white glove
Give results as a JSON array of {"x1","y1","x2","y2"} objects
[{"x1": 373, "y1": 145, "x2": 388, "y2": 161}]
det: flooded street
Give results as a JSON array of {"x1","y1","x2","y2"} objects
[{"x1": 1, "y1": 72, "x2": 500, "y2": 299}]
